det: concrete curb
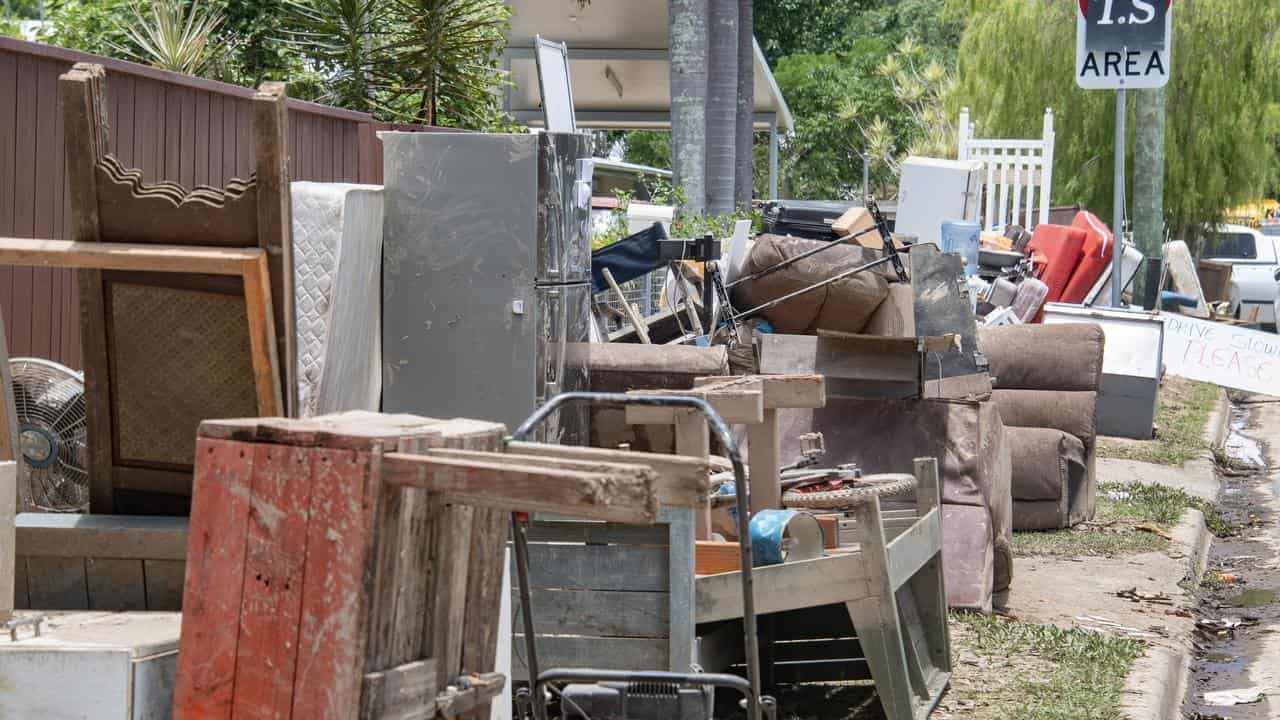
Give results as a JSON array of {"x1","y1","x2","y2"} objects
[
  {"x1": 1170, "y1": 507, "x2": 1212, "y2": 583},
  {"x1": 1203, "y1": 388, "x2": 1231, "y2": 452},
  {"x1": 1121, "y1": 508, "x2": 1210, "y2": 719},
  {"x1": 1122, "y1": 646, "x2": 1191, "y2": 720}
]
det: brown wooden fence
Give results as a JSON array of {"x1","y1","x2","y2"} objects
[{"x1": 0, "y1": 36, "x2": 400, "y2": 369}]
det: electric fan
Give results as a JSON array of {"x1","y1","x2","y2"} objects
[{"x1": 10, "y1": 358, "x2": 89, "y2": 513}]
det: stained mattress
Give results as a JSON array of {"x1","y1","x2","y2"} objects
[{"x1": 291, "y1": 182, "x2": 385, "y2": 417}]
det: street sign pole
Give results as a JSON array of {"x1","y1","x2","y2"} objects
[
  {"x1": 1112, "y1": 87, "x2": 1126, "y2": 308},
  {"x1": 1078, "y1": 0, "x2": 1172, "y2": 309}
]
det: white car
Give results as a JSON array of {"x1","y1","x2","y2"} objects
[{"x1": 1201, "y1": 224, "x2": 1279, "y2": 331}]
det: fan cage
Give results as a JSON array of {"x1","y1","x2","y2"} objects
[{"x1": 11, "y1": 357, "x2": 89, "y2": 514}]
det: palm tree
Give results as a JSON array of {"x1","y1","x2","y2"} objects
[
  {"x1": 704, "y1": 0, "x2": 737, "y2": 216},
  {"x1": 669, "y1": 0, "x2": 708, "y2": 215},
  {"x1": 283, "y1": 0, "x2": 389, "y2": 113},
  {"x1": 734, "y1": 0, "x2": 753, "y2": 207}
]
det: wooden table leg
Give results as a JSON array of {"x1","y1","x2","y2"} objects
[
  {"x1": 674, "y1": 409, "x2": 712, "y2": 540},
  {"x1": 746, "y1": 409, "x2": 781, "y2": 515}
]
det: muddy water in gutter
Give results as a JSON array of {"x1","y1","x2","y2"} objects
[{"x1": 1184, "y1": 402, "x2": 1280, "y2": 719}]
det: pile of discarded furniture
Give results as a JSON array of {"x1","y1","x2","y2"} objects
[{"x1": 0, "y1": 65, "x2": 1119, "y2": 720}]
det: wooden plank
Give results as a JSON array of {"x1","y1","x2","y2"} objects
[
  {"x1": 164, "y1": 85, "x2": 182, "y2": 184},
  {"x1": 382, "y1": 453, "x2": 658, "y2": 524},
  {"x1": 460, "y1": 506, "x2": 506, "y2": 719},
  {"x1": 426, "y1": 502, "x2": 474, "y2": 688},
  {"x1": 85, "y1": 557, "x2": 147, "y2": 610},
  {"x1": 510, "y1": 636, "x2": 668, "y2": 681},
  {"x1": 625, "y1": 389, "x2": 764, "y2": 425},
  {"x1": 885, "y1": 509, "x2": 941, "y2": 591},
  {"x1": 757, "y1": 334, "x2": 920, "y2": 383},
  {"x1": 0, "y1": 237, "x2": 263, "y2": 275},
  {"x1": 747, "y1": 409, "x2": 781, "y2": 513},
  {"x1": 524, "y1": 521, "x2": 667, "y2": 546},
  {"x1": 696, "y1": 541, "x2": 741, "y2": 575},
  {"x1": 429, "y1": 447, "x2": 706, "y2": 510},
  {"x1": 231, "y1": 442, "x2": 313, "y2": 718},
  {"x1": 506, "y1": 442, "x2": 711, "y2": 509},
  {"x1": 843, "y1": 497, "x2": 916, "y2": 720},
  {"x1": 666, "y1": 506, "x2": 696, "y2": 672},
  {"x1": 520, "y1": 587, "x2": 669, "y2": 638},
  {"x1": 243, "y1": 253, "x2": 284, "y2": 416},
  {"x1": 523, "y1": 543, "x2": 668, "y2": 592},
  {"x1": 358, "y1": 659, "x2": 437, "y2": 720},
  {"x1": 695, "y1": 374, "x2": 826, "y2": 409},
  {"x1": 79, "y1": 270, "x2": 112, "y2": 513},
  {"x1": 695, "y1": 552, "x2": 872, "y2": 623},
  {"x1": 15, "y1": 513, "x2": 188, "y2": 560},
  {"x1": 194, "y1": 91, "x2": 210, "y2": 186},
  {"x1": 292, "y1": 446, "x2": 376, "y2": 719},
  {"x1": 0, "y1": 50, "x2": 16, "y2": 240},
  {"x1": 24, "y1": 556, "x2": 87, "y2": 609},
  {"x1": 143, "y1": 559, "x2": 185, "y2": 610},
  {"x1": 253, "y1": 81, "x2": 296, "y2": 417},
  {"x1": 173, "y1": 437, "x2": 256, "y2": 720}
]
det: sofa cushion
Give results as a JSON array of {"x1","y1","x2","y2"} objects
[
  {"x1": 991, "y1": 389, "x2": 1098, "y2": 446},
  {"x1": 979, "y1": 323, "x2": 1105, "y2": 392},
  {"x1": 1027, "y1": 224, "x2": 1087, "y2": 306},
  {"x1": 941, "y1": 504, "x2": 996, "y2": 613},
  {"x1": 1061, "y1": 211, "x2": 1115, "y2": 304},
  {"x1": 1005, "y1": 426, "x2": 1086, "y2": 502}
]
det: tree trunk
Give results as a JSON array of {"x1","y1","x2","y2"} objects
[
  {"x1": 704, "y1": 0, "x2": 738, "y2": 216},
  {"x1": 1132, "y1": 85, "x2": 1167, "y2": 302},
  {"x1": 669, "y1": 0, "x2": 709, "y2": 216},
  {"x1": 733, "y1": 0, "x2": 753, "y2": 210}
]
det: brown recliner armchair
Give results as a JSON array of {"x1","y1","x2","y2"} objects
[{"x1": 978, "y1": 323, "x2": 1105, "y2": 530}]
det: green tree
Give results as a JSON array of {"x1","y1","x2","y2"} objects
[
  {"x1": 753, "y1": 0, "x2": 867, "y2": 65},
  {"x1": 951, "y1": 0, "x2": 1280, "y2": 238}
]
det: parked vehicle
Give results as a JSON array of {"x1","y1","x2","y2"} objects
[{"x1": 1200, "y1": 223, "x2": 1279, "y2": 330}]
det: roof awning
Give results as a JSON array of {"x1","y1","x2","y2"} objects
[{"x1": 501, "y1": 0, "x2": 793, "y2": 132}]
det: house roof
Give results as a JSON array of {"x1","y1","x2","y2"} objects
[{"x1": 501, "y1": 0, "x2": 793, "y2": 131}]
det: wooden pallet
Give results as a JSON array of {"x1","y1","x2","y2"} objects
[{"x1": 172, "y1": 412, "x2": 666, "y2": 720}]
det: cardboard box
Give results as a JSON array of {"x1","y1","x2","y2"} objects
[
  {"x1": 832, "y1": 207, "x2": 904, "y2": 249},
  {"x1": 863, "y1": 283, "x2": 916, "y2": 337}
]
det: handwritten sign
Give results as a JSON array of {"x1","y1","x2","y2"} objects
[{"x1": 1162, "y1": 314, "x2": 1280, "y2": 395}]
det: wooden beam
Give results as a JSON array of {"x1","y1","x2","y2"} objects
[
  {"x1": 253, "y1": 81, "x2": 296, "y2": 417},
  {"x1": 0, "y1": 237, "x2": 264, "y2": 275},
  {"x1": 242, "y1": 252, "x2": 284, "y2": 416},
  {"x1": 381, "y1": 453, "x2": 658, "y2": 524},
  {"x1": 429, "y1": 447, "x2": 710, "y2": 509}
]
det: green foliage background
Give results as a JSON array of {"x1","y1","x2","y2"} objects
[{"x1": 951, "y1": 0, "x2": 1280, "y2": 234}]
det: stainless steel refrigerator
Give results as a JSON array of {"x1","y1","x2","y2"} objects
[{"x1": 380, "y1": 131, "x2": 594, "y2": 443}]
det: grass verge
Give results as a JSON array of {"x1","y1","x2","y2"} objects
[
  {"x1": 1097, "y1": 377, "x2": 1220, "y2": 465},
  {"x1": 1013, "y1": 481, "x2": 1228, "y2": 558},
  {"x1": 939, "y1": 612, "x2": 1145, "y2": 720}
]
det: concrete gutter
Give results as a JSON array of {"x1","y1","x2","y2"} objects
[
  {"x1": 1120, "y1": 508, "x2": 1210, "y2": 720},
  {"x1": 1120, "y1": 390, "x2": 1227, "y2": 720}
]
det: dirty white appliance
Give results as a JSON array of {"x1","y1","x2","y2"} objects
[
  {"x1": 1043, "y1": 303, "x2": 1164, "y2": 439},
  {"x1": 894, "y1": 157, "x2": 984, "y2": 247}
]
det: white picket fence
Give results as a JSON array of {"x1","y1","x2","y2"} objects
[{"x1": 957, "y1": 107, "x2": 1056, "y2": 232}]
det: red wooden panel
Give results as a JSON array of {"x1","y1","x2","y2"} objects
[
  {"x1": 179, "y1": 86, "x2": 196, "y2": 188},
  {"x1": 0, "y1": 51, "x2": 18, "y2": 353},
  {"x1": 173, "y1": 437, "x2": 257, "y2": 720},
  {"x1": 134, "y1": 78, "x2": 161, "y2": 179},
  {"x1": 11, "y1": 54, "x2": 40, "y2": 356},
  {"x1": 231, "y1": 442, "x2": 314, "y2": 718},
  {"x1": 64, "y1": 277, "x2": 80, "y2": 369},
  {"x1": 342, "y1": 122, "x2": 358, "y2": 182},
  {"x1": 292, "y1": 111, "x2": 306, "y2": 181},
  {"x1": 112, "y1": 75, "x2": 136, "y2": 167},
  {"x1": 290, "y1": 447, "x2": 375, "y2": 719},
  {"x1": 222, "y1": 96, "x2": 238, "y2": 184},
  {"x1": 164, "y1": 85, "x2": 182, "y2": 183},
  {"x1": 236, "y1": 101, "x2": 252, "y2": 179},
  {"x1": 194, "y1": 91, "x2": 210, "y2": 187},
  {"x1": 207, "y1": 94, "x2": 223, "y2": 187}
]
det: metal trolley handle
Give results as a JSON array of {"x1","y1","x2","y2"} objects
[{"x1": 510, "y1": 392, "x2": 765, "y2": 720}]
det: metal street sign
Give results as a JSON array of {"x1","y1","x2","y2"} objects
[{"x1": 1076, "y1": 0, "x2": 1173, "y2": 89}]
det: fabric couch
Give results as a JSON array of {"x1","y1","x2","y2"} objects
[{"x1": 979, "y1": 323, "x2": 1105, "y2": 530}]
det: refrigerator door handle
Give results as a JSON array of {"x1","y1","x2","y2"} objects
[{"x1": 543, "y1": 287, "x2": 570, "y2": 398}]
